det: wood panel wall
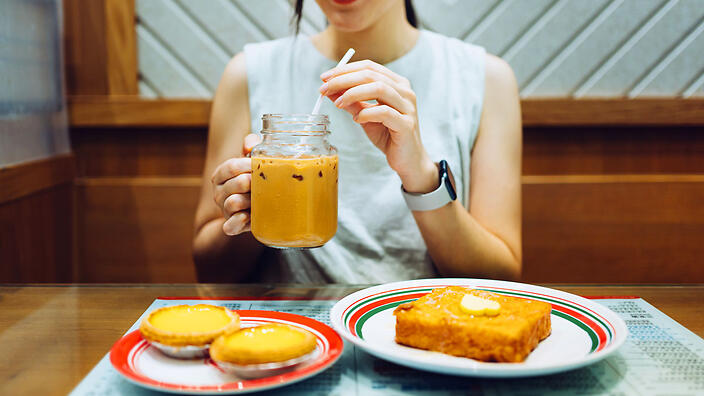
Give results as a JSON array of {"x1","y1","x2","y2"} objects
[
  {"x1": 74, "y1": 177, "x2": 198, "y2": 282},
  {"x1": 63, "y1": 0, "x2": 704, "y2": 284},
  {"x1": 69, "y1": 125, "x2": 704, "y2": 283},
  {"x1": 0, "y1": 156, "x2": 75, "y2": 282}
]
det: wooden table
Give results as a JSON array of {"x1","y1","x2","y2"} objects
[{"x1": 1, "y1": 284, "x2": 702, "y2": 395}]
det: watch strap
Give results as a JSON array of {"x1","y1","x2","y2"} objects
[{"x1": 401, "y1": 160, "x2": 455, "y2": 211}]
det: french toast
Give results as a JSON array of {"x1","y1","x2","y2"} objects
[{"x1": 393, "y1": 286, "x2": 551, "y2": 362}]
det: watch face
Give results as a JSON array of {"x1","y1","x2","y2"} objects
[{"x1": 441, "y1": 160, "x2": 458, "y2": 201}]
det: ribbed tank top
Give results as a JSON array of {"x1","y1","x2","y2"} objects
[{"x1": 244, "y1": 30, "x2": 485, "y2": 283}]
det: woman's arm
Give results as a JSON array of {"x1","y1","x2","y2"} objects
[
  {"x1": 320, "y1": 54, "x2": 521, "y2": 280},
  {"x1": 192, "y1": 53, "x2": 265, "y2": 282},
  {"x1": 412, "y1": 55, "x2": 522, "y2": 279}
]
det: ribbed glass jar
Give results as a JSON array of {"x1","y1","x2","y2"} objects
[{"x1": 250, "y1": 114, "x2": 338, "y2": 248}]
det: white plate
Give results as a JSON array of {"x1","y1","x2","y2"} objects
[{"x1": 330, "y1": 278, "x2": 627, "y2": 378}]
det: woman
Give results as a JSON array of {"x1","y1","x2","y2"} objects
[{"x1": 192, "y1": 0, "x2": 522, "y2": 283}]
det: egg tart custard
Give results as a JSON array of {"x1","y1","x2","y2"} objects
[
  {"x1": 139, "y1": 304, "x2": 240, "y2": 353},
  {"x1": 211, "y1": 323, "x2": 317, "y2": 365}
]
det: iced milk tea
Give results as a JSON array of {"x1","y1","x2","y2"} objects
[
  {"x1": 251, "y1": 155, "x2": 338, "y2": 248},
  {"x1": 249, "y1": 113, "x2": 338, "y2": 248}
]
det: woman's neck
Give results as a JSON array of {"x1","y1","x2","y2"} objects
[{"x1": 311, "y1": 2, "x2": 419, "y2": 65}]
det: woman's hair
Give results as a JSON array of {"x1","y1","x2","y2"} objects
[{"x1": 292, "y1": 0, "x2": 417, "y2": 34}]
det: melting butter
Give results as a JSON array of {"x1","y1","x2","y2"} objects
[{"x1": 460, "y1": 294, "x2": 501, "y2": 316}]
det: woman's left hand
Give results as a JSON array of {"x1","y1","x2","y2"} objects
[{"x1": 319, "y1": 60, "x2": 438, "y2": 193}]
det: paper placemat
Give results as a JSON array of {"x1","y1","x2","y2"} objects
[{"x1": 70, "y1": 296, "x2": 704, "y2": 395}]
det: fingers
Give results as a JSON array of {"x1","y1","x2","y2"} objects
[
  {"x1": 321, "y1": 69, "x2": 415, "y2": 103},
  {"x1": 334, "y1": 81, "x2": 413, "y2": 114},
  {"x1": 323, "y1": 91, "x2": 367, "y2": 119},
  {"x1": 222, "y1": 211, "x2": 250, "y2": 236},
  {"x1": 214, "y1": 173, "x2": 251, "y2": 208},
  {"x1": 211, "y1": 157, "x2": 251, "y2": 186},
  {"x1": 319, "y1": 65, "x2": 416, "y2": 121},
  {"x1": 243, "y1": 133, "x2": 261, "y2": 156},
  {"x1": 321, "y1": 60, "x2": 408, "y2": 86},
  {"x1": 214, "y1": 171, "x2": 251, "y2": 236},
  {"x1": 354, "y1": 105, "x2": 413, "y2": 132},
  {"x1": 223, "y1": 193, "x2": 251, "y2": 217},
  {"x1": 212, "y1": 135, "x2": 259, "y2": 236},
  {"x1": 321, "y1": 69, "x2": 399, "y2": 95}
]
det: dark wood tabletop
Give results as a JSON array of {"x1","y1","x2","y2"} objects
[{"x1": 1, "y1": 283, "x2": 702, "y2": 395}]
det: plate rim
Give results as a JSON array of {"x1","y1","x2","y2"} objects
[
  {"x1": 110, "y1": 309, "x2": 344, "y2": 394},
  {"x1": 330, "y1": 278, "x2": 628, "y2": 378}
]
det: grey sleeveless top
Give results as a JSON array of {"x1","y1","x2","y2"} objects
[{"x1": 244, "y1": 30, "x2": 485, "y2": 283}]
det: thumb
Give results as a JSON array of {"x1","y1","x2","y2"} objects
[{"x1": 243, "y1": 133, "x2": 262, "y2": 156}]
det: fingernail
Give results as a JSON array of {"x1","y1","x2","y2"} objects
[
  {"x1": 319, "y1": 83, "x2": 328, "y2": 94},
  {"x1": 320, "y1": 70, "x2": 333, "y2": 80},
  {"x1": 334, "y1": 96, "x2": 343, "y2": 107}
]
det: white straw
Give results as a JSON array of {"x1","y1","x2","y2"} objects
[{"x1": 312, "y1": 48, "x2": 355, "y2": 114}]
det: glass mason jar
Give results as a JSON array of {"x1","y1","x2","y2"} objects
[{"x1": 250, "y1": 114, "x2": 338, "y2": 249}]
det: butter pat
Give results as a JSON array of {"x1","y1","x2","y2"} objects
[{"x1": 460, "y1": 294, "x2": 501, "y2": 316}]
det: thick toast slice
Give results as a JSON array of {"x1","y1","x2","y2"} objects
[{"x1": 393, "y1": 286, "x2": 551, "y2": 362}]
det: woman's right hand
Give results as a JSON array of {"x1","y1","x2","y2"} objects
[{"x1": 211, "y1": 133, "x2": 262, "y2": 236}]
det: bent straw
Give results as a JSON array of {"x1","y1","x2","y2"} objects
[{"x1": 312, "y1": 48, "x2": 355, "y2": 114}]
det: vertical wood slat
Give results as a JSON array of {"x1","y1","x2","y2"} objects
[
  {"x1": 104, "y1": 0, "x2": 138, "y2": 95},
  {"x1": 63, "y1": 0, "x2": 108, "y2": 95},
  {"x1": 63, "y1": 0, "x2": 138, "y2": 96}
]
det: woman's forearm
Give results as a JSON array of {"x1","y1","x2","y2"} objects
[
  {"x1": 412, "y1": 201, "x2": 521, "y2": 280},
  {"x1": 192, "y1": 219, "x2": 264, "y2": 282}
]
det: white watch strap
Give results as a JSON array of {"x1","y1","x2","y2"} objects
[{"x1": 401, "y1": 182, "x2": 452, "y2": 211}]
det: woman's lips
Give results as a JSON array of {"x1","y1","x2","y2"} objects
[{"x1": 332, "y1": 0, "x2": 357, "y2": 4}]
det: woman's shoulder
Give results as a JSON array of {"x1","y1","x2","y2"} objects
[
  {"x1": 241, "y1": 36, "x2": 303, "y2": 81},
  {"x1": 484, "y1": 53, "x2": 516, "y2": 90},
  {"x1": 421, "y1": 30, "x2": 515, "y2": 91},
  {"x1": 222, "y1": 36, "x2": 297, "y2": 76}
]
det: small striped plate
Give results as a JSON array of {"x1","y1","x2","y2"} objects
[
  {"x1": 330, "y1": 279, "x2": 627, "y2": 378},
  {"x1": 110, "y1": 310, "x2": 343, "y2": 394}
]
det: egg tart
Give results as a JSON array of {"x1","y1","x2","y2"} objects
[
  {"x1": 210, "y1": 324, "x2": 317, "y2": 365},
  {"x1": 139, "y1": 304, "x2": 240, "y2": 358}
]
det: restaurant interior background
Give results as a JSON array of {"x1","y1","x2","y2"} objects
[{"x1": 1, "y1": 0, "x2": 703, "y2": 284}]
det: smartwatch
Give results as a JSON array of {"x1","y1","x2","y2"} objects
[{"x1": 401, "y1": 160, "x2": 457, "y2": 211}]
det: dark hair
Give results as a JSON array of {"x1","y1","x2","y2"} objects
[{"x1": 292, "y1": 0, "x2": 417, "y2": 34}]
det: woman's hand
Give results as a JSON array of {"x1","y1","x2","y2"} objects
[
  {"x1": 211, "y1": 133, "x2": 261, "y2": 236},
  {"x1": 319, "y1": 60, "x2": 438, "y2": 193}
]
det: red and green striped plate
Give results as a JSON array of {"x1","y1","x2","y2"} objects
[
  {"x1": 110, "y1": 310, "x2": 343, "y2": 394},
  {"x1": 330, "y1": 279, "x2": 627, "y2": 378}
]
